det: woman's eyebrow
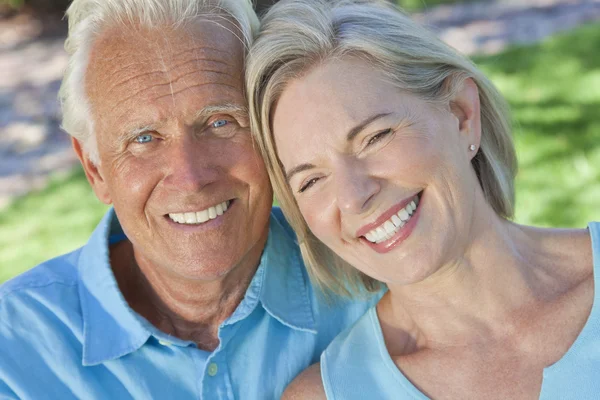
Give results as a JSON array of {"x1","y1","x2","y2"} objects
[
  {"x1": 286, "y1": 113, "x2": 396, "y2": 182},
  {"x1": 346, "y1": 112, "x2": 392, "y2": 141},
  {"x1": 285, "y1": 163, "x2": 316, "y2": 183}
]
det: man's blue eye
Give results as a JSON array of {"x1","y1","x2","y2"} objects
[
  {"x1": 212, "y1": 119, "x2": 228, "y2": 128},
  {"x1": 135, "y1": 134, "x2": 153, "y2": 144}
]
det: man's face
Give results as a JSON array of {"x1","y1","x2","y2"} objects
[{"x1": 81, "y1": 20, "x2": 273, "y2": 281}]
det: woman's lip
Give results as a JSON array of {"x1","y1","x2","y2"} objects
[
  {"x1": 360, "y1": 198, "x2": 421, "y2": 254},
  {"x1": 355, "y1": 193, "x2": 420, "y2": 238}
]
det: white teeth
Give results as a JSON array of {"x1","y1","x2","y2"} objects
[
  {"x1": 365, "y1": 231, "x2": 376, "y2": 242},
  {"x1": 184, "y1": 212, "x2": 196, "y2": 224},
  {"x1": 208, "y1": 207, "x2": 217, "y2": 219},
  {"x1": 196, "y1": 210, "x2": 209, "y2": 223},
  {"x1": 383, "y1": 221, "x2": 396, "y2": 234},
  {"x1": 398, "y1": 208, "x2": 410, "y2": 221},
  {"x1": 362, "y1": 195, "x2": 420, "y2": 244},
  {"x1": 168, "y1": 201, "x2": 230, "y2": 225}
]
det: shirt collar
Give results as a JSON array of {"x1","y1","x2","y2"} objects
[
  {"x1": 220, "y1": 209, "x2": 317, "y2": 334},
  {"x1": 78, "y1": 208, "x2": 151, "y2": 366},
  {"x1": 257, "y1": 209, "x2": 317, "y2": 334},
  {"x1": 78, "y1": 208, "x2": 317, "y2": 366}
]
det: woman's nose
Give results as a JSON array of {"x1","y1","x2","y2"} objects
[{"x1": 335, "y1": 160, "x2": 380, "y2": 215}]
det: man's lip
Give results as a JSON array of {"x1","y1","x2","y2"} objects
[{"x1": 355, "y1": 193, "x2": 420, "y2": 238}]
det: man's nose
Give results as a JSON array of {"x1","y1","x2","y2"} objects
[
  {"x1": 163, "y1": 139, "x2": 220, "y2": 192},
  {"x1": 335, "y1": 160, "x2": 380, "y2": 215}
]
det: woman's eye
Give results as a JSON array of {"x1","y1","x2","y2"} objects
[
  {"x1": 134, "y1": 134, "x2": 153, "y2": 144},
  {"x1": 299, "y1": 177, "x2": 320, "y2": 193},
  {"x1": 212, "y1": 119, "x2": 229, "y2": 128},
  {"x1": 366, "y1": 129, "x2": 392, "y2": 147}
]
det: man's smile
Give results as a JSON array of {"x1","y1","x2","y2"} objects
[{"x1": 167, "y1": 200, "x2": 234, "y2": 225}]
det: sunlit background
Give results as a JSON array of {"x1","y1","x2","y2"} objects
[{"x1": 1, "y1": 0, "x2": 599, "y2": 283}]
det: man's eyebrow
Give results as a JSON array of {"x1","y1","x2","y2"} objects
[
  {"x1": 285, "y1": 163, "x2": 316, "y2": 183},
  {"x1": 193, "y1": 103, "x2": 249, "y2": 123},
  {"x1": 118, "y1": 104, "x2": 248, "y2": 145},
  {"x1": 346, "y1": 112, "x2": 392, "y2": 142}
]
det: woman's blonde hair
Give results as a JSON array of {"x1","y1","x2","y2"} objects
[{"x1": 247, "y1": 0, "x2": 517, "y2": 296}]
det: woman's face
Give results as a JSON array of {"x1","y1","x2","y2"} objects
[{"x1": 272, "y1": 57, "x2": 482, "y2": 285}]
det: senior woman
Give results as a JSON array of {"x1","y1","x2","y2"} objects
[{"x1": 247, "y1": 0, "x2": 599, "y2": 399}]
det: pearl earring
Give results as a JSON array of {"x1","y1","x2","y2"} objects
[{"x1": 469, "y1": 144, "x2": 476, "y2": 151}]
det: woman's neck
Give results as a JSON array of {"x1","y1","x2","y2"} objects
[{"x1": 378, "y1": 215, "x2": 590, "y2": 353}]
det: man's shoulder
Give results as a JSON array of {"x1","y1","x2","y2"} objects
[
  {"x1": 0, "y1": 248, "x2": 82, "y2": 299},
  {"x1": 270, "y1": 206, "x2": 298, "y2": 242},
  {"x1": 0, "y1": 248, "x2": 84, "y2": 326},
  {"x1": 268, "y1": 207, "x2": 381, "y2": 333},
  {"x1": 0, "y1": 249, "x2": 91, "y2": 396}
]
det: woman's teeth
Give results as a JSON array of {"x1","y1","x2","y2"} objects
[
  {"x1": 364, "y1": 196, "x2": 419, "y2": 244},
  {"x1": 168, "y1": 201, "x2": 230, "y2": 224}
]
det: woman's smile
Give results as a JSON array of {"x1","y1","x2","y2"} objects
[{"x1": 355, "y1": 192, "x2": 423, "y2": 253}]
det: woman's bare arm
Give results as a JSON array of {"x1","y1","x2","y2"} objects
[{"x1": 281, "y1": 363, "x2": 327, "y2": 400}]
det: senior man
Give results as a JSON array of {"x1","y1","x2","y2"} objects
[{"x1": 0, "y1": 1, "x2": 376, "y2": 399}]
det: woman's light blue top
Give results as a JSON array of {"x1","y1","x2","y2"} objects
[{"x1": 321, "y1": 222, "x2": 600, "y2": 400}]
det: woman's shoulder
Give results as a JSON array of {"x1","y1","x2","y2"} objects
[
  {"x1": 283, "y1": 308, "x2": 379, "y2": 400},
  {"x1": 282, "y1": 363, "x2": 326, "y2": 400},
  {"x1": 522, "y1": 223, "x2": 595, "y2": 287}
]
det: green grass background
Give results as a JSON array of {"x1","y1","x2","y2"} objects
[{"x1": 1, "y1": 23, "x2": 599, "y2": 284}]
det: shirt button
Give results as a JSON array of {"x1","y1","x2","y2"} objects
[
  {"x1": 207, "y1": 362, "x2": 218, "y2": 377},
  {"x1": 158, "y1": 340, "x2": 172, "y2": 346}
]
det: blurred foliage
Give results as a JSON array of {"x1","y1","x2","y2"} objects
[
  {"x1": 0, "y1": 23, "x2": 599, "y2": 284},
  {"x1": 0, "y1": 169, "x2": 109, "y2": 284},
  {"x1": 474, "y1": 23, "x2": 600, "y2": 228},
  {"x1": 396, "y1": 0, "x2": 475, "y2": 11},
  {"x1": 0, "y1": 0, "x2": 70, "y2": 14}
]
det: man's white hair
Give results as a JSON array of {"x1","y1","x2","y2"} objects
[{"x1": 59, "y1": 0, "x2": 259, "y2": 165}]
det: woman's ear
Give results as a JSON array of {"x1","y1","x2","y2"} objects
[
  {"x1": 72, "y1": 137, "x2": 113, "y2": 205},
  {"x1": 449, "y1": 78, "x2": 482, "y2": 160}
]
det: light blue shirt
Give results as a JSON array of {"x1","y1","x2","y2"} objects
[
  {"x1": 0, "y1": 208, "x2": 376, "y2": 400},
  {"x1": 321, "y1": 222, "x2": 600, "y2": 400}
]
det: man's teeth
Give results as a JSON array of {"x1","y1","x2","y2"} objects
[
  {"x1": 364, "y1": 196, "x2": 419, "y2": 244},
  {"x1": 168, "y1": 201, "x2": 230, "y2": 225}
]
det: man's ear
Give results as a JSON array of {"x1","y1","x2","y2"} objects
[
  {"x1": 72, "y1": 137, "x2": 113, "y2": 205},
  {"x1": 448, "y1": 77, "x2": 481, "y2": 160}
]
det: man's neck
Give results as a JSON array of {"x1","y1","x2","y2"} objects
[{"x1": 110, "y1": 239, "x2": 264, "y2": 351}]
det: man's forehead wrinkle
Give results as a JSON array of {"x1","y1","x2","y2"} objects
[
  {"x1": 153, "y1": 82, "x2": 240, "y2": 102},
  {"x1": 167, "y1": 68, "x2": 237, "y2": 90},
  {"x1": 169, "y1": 44, "x2": 236, "y2": 63},
  {"x1": 169, "y1": 58, "x2": 235, "y2": 79},
  {"x1": 106, "y1": 69, "x2": 165, "y2": 98},
  {"x1": 107, "y1": 83, "x2": 167, "y2": 114},
  {"x1": 105, "y1": 62, "x2": 239, "y2": 114}
]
